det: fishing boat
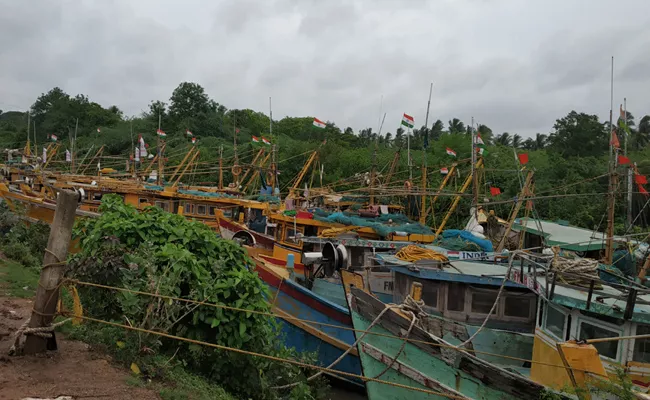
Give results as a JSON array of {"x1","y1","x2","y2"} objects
[{"x1": 345, "y1": 279, "x2": 558, "y2": 399}]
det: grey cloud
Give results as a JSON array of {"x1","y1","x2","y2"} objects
[{"x1": 2, "y1": 0, "x2": 650, "y2": 139}]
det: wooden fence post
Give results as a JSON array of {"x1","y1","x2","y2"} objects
[{"x1": 23, "y1": 189, "x2": 78, "y2": 354}]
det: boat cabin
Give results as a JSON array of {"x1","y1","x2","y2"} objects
[{"x1": 391, "y1": 261, "x2": 538, "y2": 333}]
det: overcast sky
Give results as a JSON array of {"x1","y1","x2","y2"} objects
[{"x1": 1, "y1": 0, "x2": 649, "y2": 137}]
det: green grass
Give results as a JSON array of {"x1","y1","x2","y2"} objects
[{"x1": 0, "y1": 259, "x2": 39, "y2": 298}]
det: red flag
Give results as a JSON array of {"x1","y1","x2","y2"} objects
[
  {"x1": 639, "y1": 184, "x2": 649, "y2": 197},
  {"x1": 490, "y1": 187, "x2": 501, "y2": 196},
  {"x1": 611, "y1": 130, "x2": 620, "y2": 148},
  {"x1": 517, "y1": 153, "x2": 529, "y2": 165},
  {"x1": 635, "y1": 175, "x2": 648, "y2": 185},
  {"x1": 618, "y1": 155, "x2": 631, "y2": 165}
]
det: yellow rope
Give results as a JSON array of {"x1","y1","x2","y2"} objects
[
  {"x1": 65, "y1": 278, "x2": 595, "y2": 372},
  {"x1": 63, "y1": 313, "x2": 466, "y2": 399},
  {"x1": 395, "y1": 245, "x2": 449, "y2": 263},
  {"x1": 320, "y1": 226, "x2": 361, "y2": 238}
]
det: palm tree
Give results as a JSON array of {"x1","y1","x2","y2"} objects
[
  {"x1": 477, "y1": 124, "x2": 494, "y2": 144},
  {"x1": 634, "y1": 115, "x2": 650, "y2": 150},
  {"x1": 523, "y1": 138, "x2": 535, "y2": 150},
  {"x1": 448, "y1": 118, "x2": 465, "y2": 135},
  {"x1": 512, "y1": 134, "x2": 522, "y2": 148},
  {"x1": 495, "y1": 132, "x2": 512, "y2": 146},
  {"x1": 534, "y1": 133, "x2": 547, "y2": 150}
]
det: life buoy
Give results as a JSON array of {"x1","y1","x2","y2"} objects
[
  {"x1": 231, "y1": 165, "x2": 242, "y2": 176},
  {"x1": 404, "y1": 180, "x2": 412, "y2": 190}
]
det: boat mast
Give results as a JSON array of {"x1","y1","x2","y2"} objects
[
  {"x1": 157, "y1": 112, "x2": 162, "y2": 186},
  {"x1": 625, "y1": 97, "x2": 633, "y2": 229},
  {"x1": 471, "y1": 116, "x2": 478, "y2": 220},
  {"x1": 218, "y1": 145, "x2": 223, "y2": 190},
  {"x1": 420, "y1": 82, "x2": 433, "y2": 224},
  {"x1": 605, "y1": 56, "x2": 616, "y2": 265},
  {"x1": 370, "y1": 113, "x2": 386, "y2": 206}
]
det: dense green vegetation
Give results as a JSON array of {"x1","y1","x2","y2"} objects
[
  {"x1": 2, "y1": 82, "x2": 650, "y2": 231},
  {"x1": 67, "y1": 195, "x2": 328, "y2": 399}
]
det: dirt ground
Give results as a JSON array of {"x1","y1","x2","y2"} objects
[{"x1": 0, "y1": 296, "x2": 160, "y2": 400}]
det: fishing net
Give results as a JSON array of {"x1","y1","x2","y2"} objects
[
  {"x1": 433, "y1": 237, "x2": 483, "y2": 252},
  {"x1": 256, "y1": 194, "x2": 280, "y2": 204},
  {"x1": 178, "y1": 189, "x2": 235, "y2": 198},
  {"x1": 312, "y1": 210, "x2": 433, "y2": 237}
]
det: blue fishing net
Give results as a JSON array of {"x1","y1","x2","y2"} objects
[{"x1": 312, "y1": 210, "x2": 433, "y2": 237}]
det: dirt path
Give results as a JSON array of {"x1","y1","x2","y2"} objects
[{"x1": 0, "y1": 296, "x2": 160, "y2": 400}]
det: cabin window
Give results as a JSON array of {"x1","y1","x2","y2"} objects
[
  {"x1": 447, "y1": 282, "x2": 465, "y2": 312},
  {"x1": 93, "y1": 193, "x2": 102, "y2": 201},
  {"x1": 197, "y1": 205, "x2": 206, "y2": 215},
  {"x1": 544, "y1": 303, "x2": 567, "y2": 340},
  {"x1": 184, "y1": 203, "x2": 193, "y2": 214},
  {"x1": 504, "y1": 296, "x2": 532, "y2": 319},
  {"x1": 470, "y1": 290, "x2": 498, "y2": 315},
  {"x1": 222, "y1": 208, "x2": 232, "y2": 218},
  {"x1": 208, "y1": 206, "x2": 216, "y2": 216},
  {"x1": 633, "y1": 325, "x2": 650, "y2": 363},
  {"x1": 285, "y1": 227, "x2": 303, "y2": 244},
  {"x1": 422, "y1": 282, "x2": 439, "y2": 309},
  {"x1": 155, "y1": 201, "x2": 168, "y2": 212},
  {"x1": 579, "y1": 320, "x2": 620, "y2": 360},
  {"x1": 139, "y1": 198, "x2": 148, "y2": 207}
]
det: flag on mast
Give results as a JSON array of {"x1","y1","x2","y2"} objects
[
  {"x1": 156, "y1": 129, "x2": 166, "y2": 137},
  {"x1": 313, "y1": 118, "x2": 326, "y2": 129},
  {"x1": 97, "y1": 127, "x2": 101, "y2": 133},
  {"x1": 262, "y1": 137, "x2": 271, "y2": 145},
  {"x1": 440, "y1": 167, "x2": 449, "y2": 175},
  {"x1": 186, "y1": 129, "x2": 193, "y2": 137},
  {"x1": 138, "y1": 135, "x2": 148, "y2": 158},
  {"x1": 50, "y1": 134, "x2": 58, "y2": 142},
  {"x1": 252, "y1": 136, "x2": 260, "y2": 143},
  {"x1": 445, "y1": 147, "x2": 456, "y2": 157},
  {"x1": 401, "y1": 113, "x2": 414, "y2": 128},
  {"x1": 191, "y1": 137, "x2": 197, "y2": 144}
]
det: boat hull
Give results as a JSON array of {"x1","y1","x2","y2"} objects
[
  {"x1": 253, "y1": 258, "x2": 363, "y2": 386},
  {"x1": 347, "y1": 287, "x2": 554, "y2": 400}
]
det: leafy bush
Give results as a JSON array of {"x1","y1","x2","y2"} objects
[
  {"x1": 0, "y1": 202, "x2": 50, "y2": 269},
  {"x1": 67, "y1": 194, "x2": 327, "y2": 399}
]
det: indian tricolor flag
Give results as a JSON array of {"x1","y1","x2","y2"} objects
[
  {"x1": 96, "y1": 127, "x2": 101, "y2": 133},
  {"x1": 401, "y1": 113, "x2": 414, "y2": 128},
  {"x1": 262, "y1": 137, "x2": 271, "y2": 145},
  {"x1": 440, "y1": 167, "x2": 449, "y2": 175},
  {"x1": 474, "y1": 133, "x2": 485, "y2": 147},
  {"x1": 50, "y1": 134, "x2": 58, "y2": 142},
  {"x1": 446, "y1": 147, "x2": 456, "y2": 157},
  {"x1": 191, "y1": 137, "x2": 197, "y2": 144},
  {"x1": 186, "y1": 129, "x2": 193, "y2": 137},
  {"x1": 313, "y1": 118, "x2": 326, "y2": 129},
  {"x1": 252, "y1": 136, "x2": 260, "y2": 143},
  {"x1": 156, "y1": 129, "x2": 166, "y2": 137}
]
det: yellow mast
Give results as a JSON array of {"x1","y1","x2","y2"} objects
[
  {"x1": 240, "y1": 148, "x2": 265, "y2": 185},
  {"x1": 434, "y1": 158, "x2": 483, "y2": 237},
  {"x1": 288, "y1": 150, "x2": 318, "y2": 200},
  {"x1": 169, "y1": 146, "x2": 196, "y2": 183},
  {"x1": 383, "y1": 150, "x2": 401, "y2": 186},
  {"x1": 496, "y1": 170, "x2": 534, "y2": 252},
  {"x1": 243, "y1": 153, "x2": 271, "y2": 194},
  {"x1": 425, "y1": 164, "x2": 457, "y2": 218},
  {"x1": 172, "y1": 150, "x2": 200, "y2": 187},
  {"x1": 81, "y1": 145, "x2": 105, "y2": 175}
]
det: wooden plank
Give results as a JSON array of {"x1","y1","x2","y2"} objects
[{"x1": 361, "y1": 342, "x2": 470, "y2": 399}]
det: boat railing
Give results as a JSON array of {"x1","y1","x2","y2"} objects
[{"x1": 508, "y1": 250, "x2": 650, "y2": 320}]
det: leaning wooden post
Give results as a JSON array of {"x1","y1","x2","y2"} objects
[{"x1": 23, "y1": 189, "x2": 78, "y2": 354}]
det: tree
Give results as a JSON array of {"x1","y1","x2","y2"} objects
[
  {"x1": 477, "y1": 124, "x2": 493, "y2": 144},
  {"x1": 495, "y1": 132, "x2": 512, "y2": 146},
  {"x1": 448, "y1": 118, "x2": 465, "y2": 135},
  {"x1": 148, "y1": 100, "x2": 167, "y2": 120},
  {"x1": 430, "y1": 119, "x2": 444, "y2": 141},
  {"x1": 633, "y1": 115, "x2": 650, "y2": 150},
  {"x1": 522, "y1": 138, "x2": 535, "y2": 150},
  {"x1": 168, "y1": 82, "x2": 216, "y2": 125},
  {"x1": 534, "y1": 133, "x2": 547, "y2": 150},
  {"x1": 512, "y1": 134, "x2": 522, "y2": 148},
  {"x1": 394, "y1": 128, "x2": 404, "y2": 148},
  {"x1": 548, "y1": 111, "x2": 607, "y2": 157},
  {"x1": 384, "y1": 132, "x2": 392, "y2": 147}
]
